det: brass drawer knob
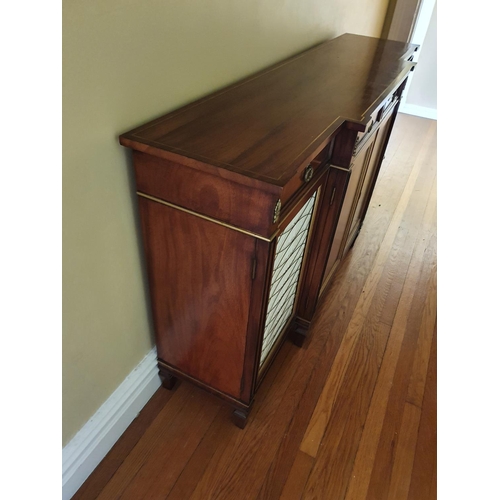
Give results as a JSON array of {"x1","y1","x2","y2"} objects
[{"x1": 304, "y1": 165, "x2": 314, "y2": 183}]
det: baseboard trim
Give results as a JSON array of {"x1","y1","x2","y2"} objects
[
  {"x1": 399, "y1": 103, "x2": 437, "y2": 120},
  {"x1": 62, "y1": 348, "x2": 161, "y2": 500}
]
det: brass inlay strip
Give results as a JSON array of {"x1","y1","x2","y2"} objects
[
  {"x1": 329, "y1": 164, "x2": 351, "y2": 172},
  {"x1": 137, "y1": 192, "x2": 272, "y2": 242}
]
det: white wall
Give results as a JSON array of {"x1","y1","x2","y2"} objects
[{"x1": 401, "y1": 1, "x2": 437, "y2": 119}]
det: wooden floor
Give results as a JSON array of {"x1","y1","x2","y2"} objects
[{"x1": 73, "y1": 113, "x2": 437, "y2": 500}]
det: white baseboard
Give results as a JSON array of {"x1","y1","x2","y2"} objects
[
  {"x1": 62, "y1": 348, "x2": 161, "y2": 500},
  {"x1": 399, "y1": 103, "x2": 437, "y2": 121}
]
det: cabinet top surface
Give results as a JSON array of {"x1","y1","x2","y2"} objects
[{"x1": 120, "y1": 34, "x2": 416, "y2": 187}]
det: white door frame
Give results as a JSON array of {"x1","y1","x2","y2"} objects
[{"x1": 400, "y1": 0, "x2": 437, "y2": 111}]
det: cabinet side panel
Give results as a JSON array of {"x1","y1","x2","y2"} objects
[
  {"x1": 138, "y1": 197, "x2": 255, "y2": 399},
  {"x1": 322, "y1": 169, "x2": 353, "y2": 281}
]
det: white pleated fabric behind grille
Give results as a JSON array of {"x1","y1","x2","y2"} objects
[{"x1": 259, "y1": 192, "x2": 317, "y2": 367}]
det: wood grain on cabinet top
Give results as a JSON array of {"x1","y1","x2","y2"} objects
[{"x1": 119, "y1": 34, "x2": 416, "y2": 187}]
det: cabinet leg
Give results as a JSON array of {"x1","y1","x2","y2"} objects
[
  {"x1": 288, "y1": 316, "x2": 311, "y2": 347},
  {"x1": 159, "y1": 367, "x2": 177, "y2": 390},
  {"x1": 232, "y1": 408, "x2": 250, "y2": 429},
  {"x1": 349, "y1": 225, "x2": 362, "y2": 250},
  {"x1": 289, "y1": 330, "x2": 307, "y2": 347}
]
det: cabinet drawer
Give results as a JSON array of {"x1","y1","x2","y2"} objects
[
  {"x1": 353, "y1": 91, "x2": 399, "y2": 156},
  {"x1": 377, "y1": 92, "x2": 399, "y2": 122},
  {"x1": 353, "y1": 118, "x2": 375, "y2": 156},
  {"x1": 279, "y1": 140, "x2": 333, "y2": 213}
]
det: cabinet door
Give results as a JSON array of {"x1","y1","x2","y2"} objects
[
  {"x1": 341, "y1": 135, "x2": 377, "y2": 256},
  {"x1": 343, "y1": 107, "x2": 395, "y2": 253},
  {"x1": 355, "y1": 106, "x2": 395, "y2": 226},
  {"x1": 322, "y1": 133, "x2": 377, "y2": 285},
  {"x1": 138, "y1": 196, "x2": 256, "y2": 401},
  {"x1": 259, "y1": 190, "x2": 318, "y2": 372}
]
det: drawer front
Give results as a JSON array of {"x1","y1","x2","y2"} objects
[
  {"x1": 322, "y1": 166, "x2": 363, "y2": 281},
  {"x1": 353, "y1": 116, "x2": 376, "y2": 156},
  {"x1": 343, "y1": 140, "x2": 377, "y2": 254},
  {"x1": 377, "y1": 92, "x2": 399, "y2": 122},
  {"x1": 279, "y1": 139, "x2": 333, "y2": 213},
  {"x1": 133, "y1": 151, "x2": 278, "y2": 237},
  {"x1": 353, "y1": 91, "x2": 399, "y2": 156}
]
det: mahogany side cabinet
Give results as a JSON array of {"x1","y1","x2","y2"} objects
[{"x1": 119, "y1": 34, "x2": 418, "y2": 428}]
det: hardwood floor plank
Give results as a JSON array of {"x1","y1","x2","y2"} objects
[
  {"x1": 302, "y1": 189, "x2": 435, "y2": 499},
  {"x1": 72, "y1": 388, "x2": 174, "y2": 500},
  {"x1": 187, "y1": 348, "x2": 306, "y2": 500},
  {"x1": 255, "y1": 183, "x2": 407, "y2": 499},
  {"x1": 165, "y1": 409, "x2": 239, "y2": 500},
  {"x1": 95, "y1": 383, "x2": 203, "y2": 499},
  {"x1": 363, "y1": 121, "x2": 436, "y2": 500},
  {"x1": 344, "y1": 288, "x2": 416, "y2": 500},
  {"x1": 364, "y1": 267, "x2": 436, "y2": 496},
  {"x1": 255, "y1": 257, "x2": 373, "y2": 499},
  {"x1": 387, "y1": 402, "x2": 421, "y2": 500},
  {"x1": 364, "y1": 261, "x2": 436, "y2": 500},
  {"x1": 301, "y1": 119, "x2": 436, "y2": 499},
  {"x1": 407, "y1": 321, "x2": 437, "y2": 500},
  {"x1": 406, "y1": 263, "x2": 438, "y2": 408},
  {"x1": 119, "y1": 389, "x2": 221, "y2": 500},
  {"x1": 166, "y1": 341, "x2": 294, "y2": 500},
  {"x1": 344, "y1": 175, "x2": 436, "y2": 500},
  {"x1": 278, "y1": 451, "x2": 314, "y2": 500},
  {"x1": 308, "y1": 255, "x2": 418, "y2": 498},
  {"x1": 302, "y1": 321, "x2": 392, "y2": 500},
  {"x1": 299, "y1": 119, "x2": 436, "y2": 460},
  {"x1": 184, "y1": 342, "x2": 302, "y2": 499}
]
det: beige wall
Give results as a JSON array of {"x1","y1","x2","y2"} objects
[{"x1": 63, "y1": 0, "x2": 390, "y2": 446}]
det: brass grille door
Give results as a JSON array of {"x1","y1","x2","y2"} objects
[{"x1": 259, "y1": 192, "x2": 317, "y2": 367}]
